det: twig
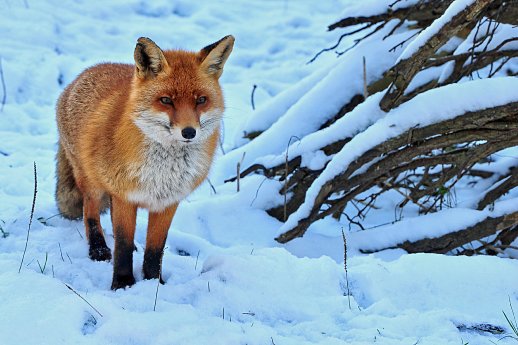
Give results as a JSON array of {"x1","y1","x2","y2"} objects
[
  {"x1": 194, "y1": 250, "x2": 200, "y2": 270},
  {"x1": 153, "y1": 271, "x2": 160, "y2": 311},
  {"x1": 64, "y1": 283, "x2": 103, "y2": 317},
  {"x1": 75, "y1": 227, "x2": 84, "y2": 239},
  {"x1": 207, "y1": 178, "x2": 217, "y2": 195},
  {"x1": 218, "y1": 120, "x2": 226, "y2": 155},
  {"x1": 343, "y1": 213, "x2": 365, "y2": 231},
  {"x1": 249, "y1": 176, "x2": 269, "y2": 206},
  {"x1": 37, "y1": 252, "x2": 48, "y2": 274},
  {"x1": 284, "y1": 136, "x2": 300, "y2": 221},
  {"x1": 362, "y1": 56, "x2": 368, "y2": 99},
  {"x1": 58, "y1": 242, "x2": 64, "y2": 262},
  {"x1": 336, "y1": 21, "x2": 388, "y2": 57},
  {"x1": 307, "y1": 23, "x2": 376, "y2": 64},
  {"x1": 342, "y1": 228, "x2": 351, "y2": 310},
  {"x1": 250, "y1": 84, "x2": 257, "y2": 110},
  {"x1": 18, "y1": 162, "x2": 37, "y2": 273},
  {"x1": 389, "y1": 0, "x2": 404, "y2": 8},
  {"x1": 0, "y1": 57, "x2": 6, "y2": 112},
  {"x1": 236, "y1": 152, "x2": 246, "y2": 192}
]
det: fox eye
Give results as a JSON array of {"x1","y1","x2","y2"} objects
[
  {"x1": 160, "y1": 97, "x2": 173, "y2": 105},
  {"x1": 196, "y1": 96, "x2": 207, "y2": 105}
]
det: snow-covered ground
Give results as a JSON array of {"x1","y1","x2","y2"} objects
[{"x1": 0, "y1": 1, "x2": 517, "y2": 344}]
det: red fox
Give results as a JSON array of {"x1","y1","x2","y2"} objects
[{"x1": 55, "y1": 36, "x2": 234, "y2": 290}]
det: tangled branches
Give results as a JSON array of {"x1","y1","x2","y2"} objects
[{"x1": 230, "y1": 0, "x2": 518, "y2": 254}]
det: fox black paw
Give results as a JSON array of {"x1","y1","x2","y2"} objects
[
  {"x1": 89, "y1": 245, "x2": 112, "y2": 262},
  {"x1": 111, "y1": 274, "x2": 136, "y2": 290},
  {"x1": 143, "y1": 249, "x2": 165, "y2": 283},
  {"x1": 144, "y1": 274, "x2": 165, "y2": 285}
]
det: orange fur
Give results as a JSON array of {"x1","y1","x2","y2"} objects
[{"x1": 55, "y1": 35, "x2": 234, "y2": 289}]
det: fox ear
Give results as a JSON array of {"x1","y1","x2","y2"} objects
[
  {"x1": 199, "y1": 35, "x2": 234, "y2": 78},
  {"x1": 134, "y1": 37, "x2": 168, "y2": 79}
]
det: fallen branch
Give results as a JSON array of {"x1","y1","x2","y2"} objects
[{"x1": 395, "y1": 211, "x2": 518, "y2": 253}]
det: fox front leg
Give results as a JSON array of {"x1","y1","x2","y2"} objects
[
  {"x1": 110, "y1": 196, "x2": 138, "y2": 290},
  {"x1": 143, "y1": 204, "x2": 178, "y2": 283}
]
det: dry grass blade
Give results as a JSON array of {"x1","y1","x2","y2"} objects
[{"x1": 64, "y1": 283, "x2": 103, "y2": 317}]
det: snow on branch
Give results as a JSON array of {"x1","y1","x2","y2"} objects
[
  {"x1": 379, "y1": 0, "x2": 493, "y2": 112},
  {"x1": 222, "y1": 0, "x2": 518, "y2": 255},
  {"x1": 349, "y1": 198, "x2": 518, "y2": 254},
  {"x1": 276, "y1": 78, "x2": 518, "y2": 243}
]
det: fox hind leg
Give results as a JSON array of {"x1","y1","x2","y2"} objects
[
  {"x1": 56, "y1": 142, "x2": 110, "y2": 219},
  {"x1": 55, "y1": 142, "x2": 83, "y2": 220},
  {"x1": 83, "y1": 191, "x2": 112, "y2": 262}
]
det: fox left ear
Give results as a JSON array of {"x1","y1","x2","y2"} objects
[
  {"x1": 134, "y1": 37, "x2": 168, "y2": 79},
  {"x1": 199, "y1": 35, "x2": 235, "y2": 78}
]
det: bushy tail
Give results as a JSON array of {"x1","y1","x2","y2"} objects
[{"x1": 55, "y1": 142, "x2": 83, "y2": 220}]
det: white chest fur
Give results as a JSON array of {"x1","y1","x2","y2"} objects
[{"x1": 127, "y1": 140, "x2": 209, "y2": 211}]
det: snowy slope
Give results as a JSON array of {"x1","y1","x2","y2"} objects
[{"x1": 0, "y1": 1, "x2": 518, "y2": 345}]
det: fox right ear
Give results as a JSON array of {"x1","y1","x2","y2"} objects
[
  {"x1": 134, "y1": 37, "x2": 168, "y2": 79},
  {"x1": 199, "y1": 35, "x2": 235, "y2": 78}
]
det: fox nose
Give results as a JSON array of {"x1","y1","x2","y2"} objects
[{"x1": 181, "y1": 127, "x2": 196, "y2": 140}]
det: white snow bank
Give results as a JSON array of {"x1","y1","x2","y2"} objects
[{"x1": 3, "y1": 246, "x2": 517, "y2": 345}]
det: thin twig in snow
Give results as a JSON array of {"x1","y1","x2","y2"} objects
[
  {"x1": 362, "y1": 56, "x2": 368, "y2": 99},
  {"x1": 236, "y1": 152, "x2": 246, "y2": 192},
  {"x1": 37, "y1": 252, "x2": 48, "y2": 274},
  {"x1": 250, "y1": 84, "x2": 257, "y2": 110},
  {"x1": 18, "y1": 162, "x2": 37, "y2": 273},
  {"x1": 342, "y1": 228, "x2": 351, "y2": 310},
  {"x1": 0, "y1": 57, "x2": 6, "y2": 112},
  {"x1": 194, "y1": 250, "x2": 200, "y2": 271},
  {"x1": 307, "y1": 23, "x2": 376, "y2": 64},
  {"x1": 207, "y1": 178, "x2": 217, "y2": 195},
  {"x1": 153, "y1": 271, "x2": 161, "y2": 311},
  {"x1": 284, "y1": 136, "x2": 300, "y2": 221},
  {"x1": 58, "y1": 242, "x2": 65, "y2": 262}
]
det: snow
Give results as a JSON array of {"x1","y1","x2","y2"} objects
[
  {"x1": 398, "y1": 0, "x2": 476, "y2": 61},
  {"x1": 235, "y1": 64, "x2": 335, "y2": 146},
  {"x1": 1, "y1": 1, "x2": 518, "y2": 345},
  {"x1": 334, "y1": 0, "x2": 421, "y2": 22}
]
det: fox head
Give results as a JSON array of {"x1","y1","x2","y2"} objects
[{"x1": 130, "y1": 35, "x2": 234, "y2": 145}]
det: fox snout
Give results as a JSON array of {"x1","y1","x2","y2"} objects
[{"x1": 181, "y1": 127, "x2": 196, "y2": 140}]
